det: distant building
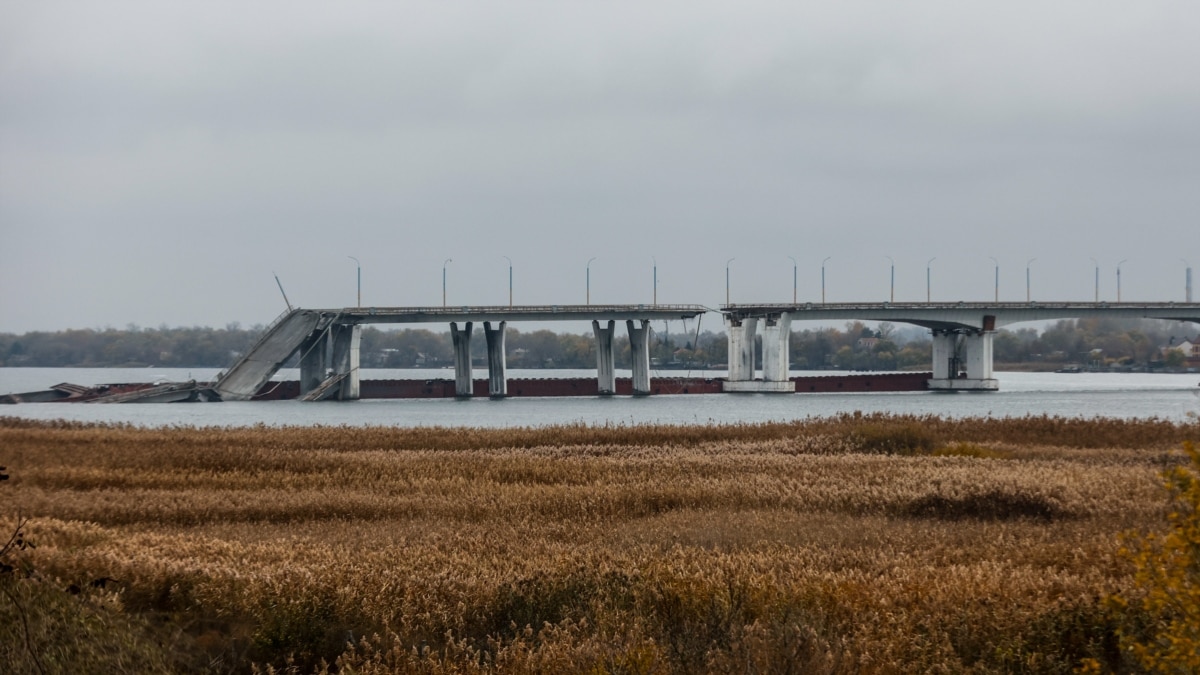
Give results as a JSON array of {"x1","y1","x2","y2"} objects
[
  {"x1": 1166, "y1": 336, "x2": 1195, "y2": 357},
  {"x1": 1160, "y1": 337, "x2": 1199, "y2": 364}
]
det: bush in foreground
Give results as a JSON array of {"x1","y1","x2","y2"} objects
[{"x1": 1104, "y1": 441, "x2": 1200, "y2": 674}]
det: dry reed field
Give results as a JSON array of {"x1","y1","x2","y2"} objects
[{"x1": 1, "y1": 413, "x2": 1198, "y2": 674}]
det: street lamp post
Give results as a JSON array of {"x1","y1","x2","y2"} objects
[
  {"x1": 988, "y1": 257, "x2": 999, "y2": 302},
  {"x1": 442, "y1": 258, "x2": 452, "y2": 307},
  {"x1": 788, "y1": 256, "x2": 797, "y2": 304},
  {"x1": 1117, "y1": 259, "x2": 1128, "y2": 302},
  {"x1": 652, "y1": 256, "x2": 658, "y2": 306},
  {"x1": 1090, "y1": 258, "x2": 1099, "y2": 303},
  {"x1": 1026, "y1": 258, "x2": 1036, "y2": 302},
  {"x1": 586, "y1": 257, "x2": 596, "y2": 305},
  {"x1": 1184, "y1": 259, "x2": 1194, "y2": 303},
  {"x1": 347, "y1": 256, "x2": 361, "y2": 308},
  {"x1": 926, "y1": 257, "x2": 936, "y2": 303},
  {"x1": 821, "y1": 257, "x2": 831, "y2": 304},
  {"x1": 726, "y1": 258, "x2": 735, "y2": 306},
  {"x1": 273, "y1": 272, "x2": 293, "y2": 311},
  {"x1": 885, "y1": 256, "x2": 894, "y2": 303},
  {"x1": 502, "y1": 256, "x2": 512, "y2": 307}
]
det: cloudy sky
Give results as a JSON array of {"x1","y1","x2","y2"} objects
[{"x1": 1, "y1": 1, "x2": 1196, "y2": 333}]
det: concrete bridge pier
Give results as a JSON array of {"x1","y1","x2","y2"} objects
[
  {"x1": 725, "y1": 316, "x2": 757, "y2": 384},
  {"x1": 330, "y1": 324, "x2": 361, "y2": 400},
  {"x1": 930, "y1": 331, "x2": 960, "y2": 381},
  {"x1": 484, "y1": 321, "x2": 507, "y2": 397},
  {"x1": 758, "y1": 313, "x2": 795, "y2": 391},
  {"x1": 298, "y1": 329, "x2": 331, "y2": 396},
  {"x1": 928, "y1": 329, "x2": 998, "y2": 391},
  {"x1": 450, "y1": 321, "x2": 474, "y2": 397},
  {"x1": 593, "y1": 320, "x2": 616, "y2": 395},
  {"x1": 962, "y1": 331, "x2": 997, "y2": 389},
  {"x1": 723, "y1": 315, "x2": 792, "y2": 393},
  {"x1": 627, "y1": 319, "x2": 651, "y2": 395}
]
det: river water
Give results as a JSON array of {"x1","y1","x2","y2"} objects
[{"x1": 2, "y1": 367, "x2": 1198, "y2": 427}]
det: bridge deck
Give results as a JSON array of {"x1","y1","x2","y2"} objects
[
  {"x1": 722, "y1": 301, "x2": 1200, "y2": 330},
  {"x1": 337, "y1": 304, "x2": 709, "y2": 324}
]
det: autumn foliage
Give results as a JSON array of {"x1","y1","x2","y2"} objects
[
  {"x1": 1103, "y1": 440, "x2": 1200, "y2": 673},
  {"x1": 1, "y1": 413, "x2": 1197, "y2": 673}
]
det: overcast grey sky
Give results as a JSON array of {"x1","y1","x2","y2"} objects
[{"x1": 1, "y1": 1, "x2": 1196, "y2": 333}]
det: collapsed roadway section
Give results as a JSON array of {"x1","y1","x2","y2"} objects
[{"x1": 212, "y1": 305, "x2": 709, "y2": 401}]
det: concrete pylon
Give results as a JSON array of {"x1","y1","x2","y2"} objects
[
  {"x1": 592, "y1": 319, "x2": 616, "y2": 395},
  {"x1": 963, "y1": 331, "x2": 996, "y2": 383},
  {"x1": 726, "y1": 316, "x2": 758, "y2": 382},
  {"x1": 930, "y1": 331, "x2": 959, "y2": 381},
  {"x1": 724, "y1": 314, "x2": 793, "y2": 392},
  {"x1": 627, "y1": 319, "x2": 651, "y2": 396},
  {"x1": 330, "y1": 324, "x2": 361, "y2": 400},
  {"x1": 484, "y1": 321, "x2": 507, "y2": 397},
  {"x1": 450, "y1": 321, "x2": 474, "y2": 397},
  {"x1": 760, "y1": 313, "x2": 793, "y2": 383},
  {"x1": 298, "y1": 329, "x2": 331, "y2": 396},
  {"x1": 929, "y1": 330, "x2": 998, "y2": 391}
]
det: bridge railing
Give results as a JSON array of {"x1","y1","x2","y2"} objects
[
  {"x1": 342, "y1": 304, "x2": 709, "y2": 315},
  {"x1": 723, "y1": 301, "x2": 1200, "y2": 311}
]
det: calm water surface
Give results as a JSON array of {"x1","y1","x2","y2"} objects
[{"x1": 2, "y1": 367, "x2": 1198, "y2": 427}]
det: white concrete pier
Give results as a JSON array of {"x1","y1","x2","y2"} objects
[
  {"x1": 450, "y1": 321, "x2": 474, "y2": 397},
  {"x1": 627, "y1": 319, "x2": 651, "y2": 395},
  {"x1": 930, "y1": 331, "x2": 959, "y2": 381},
  {"x1": 331, "y1": 324, "x2": 361, "y2": 400},
  {"x1": 484, "y1": 321, "x2": 507, "y2": 397},
  {"x1": 723, "y1": 314, "x2": 793, "y2": 393},
  {"x1": 593, "y1": 319, "x2": 616, "y2": 395},
  {"x1": 726, "y1": 316, "x2": 757, "y2": 382},
  {"x1": 927, "y1": 329, "x2": 997, "y2": 391},
  {"x1": 760, "y1": 313, "x2": 792, "y2": 383}
]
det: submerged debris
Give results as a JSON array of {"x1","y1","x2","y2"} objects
[{"x1": 0, "y1": 381, "x2": 217, "y2": 404}]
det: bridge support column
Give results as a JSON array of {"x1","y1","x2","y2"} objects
[
  {"x1": 484, "y1": 321, "x2": 507, "y2": 398},
  {"x1": 929, "y1": 330, "x2": 998, "y2": 391},
  {"x1": 963, "y1": 331, "x2": 997, "y2": 386},
  {"x1": 759, "y1": 314, "x2": 794, "y2": 391},
  {"x1": 593, "y1": 320, "x2": 616, "y2": 395},
  {"x1": 723, "y1": 315, "x2": 791, "y2": 392},
  {"x1": 298, "y1": 329, "x2": 331, "y2": 396},
  {"x1": 725, "y1": 316, "x2": 757, "y2": 383},
  {"x1": 330, "y1": 324, "x2": 361, "y2": 400},
  {"x1": 627, "y1": 319, "x2": 651, "y2": 396},
  {"x1": 450, "y1": 321, "x2": 474, "y2": 397},
  {"x1": 930, "y1": 331, "x2": 959, "y2": 381}
]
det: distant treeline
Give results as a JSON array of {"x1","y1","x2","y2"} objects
[{"x1": 0, "y1": 318, "x2": 1192, "y2": 370}]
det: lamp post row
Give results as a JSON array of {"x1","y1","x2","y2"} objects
[{"x1": 341, "y1": 256, "x2": 1190, "y2": 308}]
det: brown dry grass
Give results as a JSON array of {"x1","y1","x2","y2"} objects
[{"x1": 1, "y1": 413, "x2": 1197, "y2": 674}]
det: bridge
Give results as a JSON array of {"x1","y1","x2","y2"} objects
[
  {"x1": 213, "y1": 305, "x2": 707, "y2": 401},
  {"x1": 721, "y1": 301, "x2": 1200, "y2": 391},
  {"x1": 213, "y1": 300, "x2": 1200, "y2": 401}
]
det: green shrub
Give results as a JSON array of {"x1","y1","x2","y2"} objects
[{"x1": 1105, "y1": 441, "x2": 1200, "y2": 673}]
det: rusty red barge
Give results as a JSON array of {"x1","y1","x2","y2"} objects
[{"x1": 3, "y1": 373, "x2": 931, "y2": 404}]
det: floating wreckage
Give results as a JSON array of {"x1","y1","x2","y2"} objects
[{"x1": 0, "y1": 380, "x2": 215, "y2": 404}]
